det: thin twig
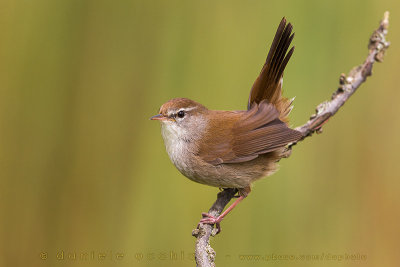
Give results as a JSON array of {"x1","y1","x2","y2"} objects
[
  {"x1": 291, "y1": 11, "x2": 390, "y2": 140},
  {"x1": 193, "y1": 12, "x2": 390, "y2": 267}
]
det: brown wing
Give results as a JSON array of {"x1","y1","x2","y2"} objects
[
  {"x1": 247, "y1": 17, "x2": 295, "y2": 123},
  {"x1": 198, "y1": 100, "x2": 302, "y2": 165}
]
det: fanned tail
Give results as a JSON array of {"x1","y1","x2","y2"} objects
[{"x1": 247, "y1": 17, "x2": 295, "y2": 124}]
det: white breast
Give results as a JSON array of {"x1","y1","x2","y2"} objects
[{"x1": 161, "y1": 122, "x2": 194, "y2": 176}]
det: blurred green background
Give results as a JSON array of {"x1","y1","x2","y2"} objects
[{"x1": 1, "y1": 0, "x2": 399, "y2": 266}]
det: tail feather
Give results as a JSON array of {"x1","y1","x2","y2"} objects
[{"x1": 247, "y1": 17, "x2": 295, "y2": 124}]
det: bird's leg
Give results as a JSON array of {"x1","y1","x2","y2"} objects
[{"x1": 199, "y1": 187, "x2": 250, "y2": 234}]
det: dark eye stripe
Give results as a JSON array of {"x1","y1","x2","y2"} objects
[{"x1": 167, "y1": 106, "x2": 197, "y2": 118}]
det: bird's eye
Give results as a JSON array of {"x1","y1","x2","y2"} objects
[{"x1": 177, "y1": 110, "x2": 185, "y2": 118}]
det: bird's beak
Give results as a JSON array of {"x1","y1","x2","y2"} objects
[{"x1": 150, "y1": 114, "x2": 168, "y2": 121}]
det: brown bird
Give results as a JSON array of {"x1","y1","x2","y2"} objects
[{"x1": 151, "y1": 18, "x2": 302, "y2": 233}]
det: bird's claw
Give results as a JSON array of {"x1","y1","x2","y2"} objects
[{"x1": 197, "y1": 212, "x2": 222, "y2": 234}]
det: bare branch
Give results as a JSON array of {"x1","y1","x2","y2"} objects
[
  {"x1": 192, "y1": 188, "x2": 237, "y2": 267},
  {"x1": 193, "y1": 12, "x2": 390, "y2": 267},
  {"x1": 291, "y1": 11, "x2": 390, "y2": 141}
]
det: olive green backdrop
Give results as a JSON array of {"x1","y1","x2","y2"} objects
[{"x1": 1, "y1": 1, "x2": 399, "y2": 267}]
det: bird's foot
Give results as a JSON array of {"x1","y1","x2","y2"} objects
[{"x1": 198, "y1": 212, "x2": 222, "y2": 234}]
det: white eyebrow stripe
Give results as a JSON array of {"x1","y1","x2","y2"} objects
[
  {"x1": 180, "y1": 106, "x2": 197, "y2": 112},
  {"x1": 167, "y1": 106, "x2": 198, "y2": 116}
]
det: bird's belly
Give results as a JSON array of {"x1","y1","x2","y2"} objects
[
  {"x1": 169, "y1": 151, "x2": 280, "y2": 189},
  {"x1": 193, "y1": 151, "x2": 283, "y2": 188}
]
